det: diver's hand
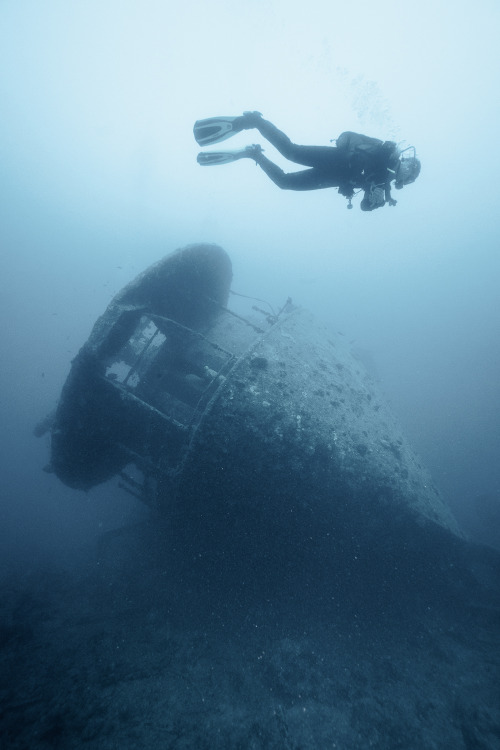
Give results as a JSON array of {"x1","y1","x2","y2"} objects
[{"x1": 387, "y1": 198, "x2": 397, "y2": 206}]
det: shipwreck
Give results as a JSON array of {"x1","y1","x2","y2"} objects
[{"x1": 44, "y1": 243, "x2": 468, "y2": 597}]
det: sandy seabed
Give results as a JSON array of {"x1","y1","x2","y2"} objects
[{"x1": 2, "y1": 526, "x2": 500, "y2": 750}]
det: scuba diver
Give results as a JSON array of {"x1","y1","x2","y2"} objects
[{"x1": 193, "y1": 111, "x2": 421, "y2": 211}]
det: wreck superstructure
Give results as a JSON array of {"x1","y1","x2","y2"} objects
[{"x1": 49, "y1": 243, "x2": 461, "y2": 559}]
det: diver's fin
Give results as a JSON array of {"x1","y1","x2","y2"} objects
[
  {"x1": 193, "y1": 112, "x2": 262, "y2": 146},
  {"x1": 197, "y1": 144, "x2": 262, "y2": 166},
  {"x1": 193, "y1": 117, "x2": 244, "y2": 146},
  {"x1": 197, "y1": 149, "x2": 250, "y2": 166}
]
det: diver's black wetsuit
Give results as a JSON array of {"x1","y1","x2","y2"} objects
[
  {"x1": 241, "y1": 115, "x2": 400, "y2": 209},
  {"x1": 246, "y1": 116, "x2": 347, "y2": 189}
]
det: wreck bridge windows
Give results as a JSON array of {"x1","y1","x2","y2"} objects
[{"x1": 103, "y1": 314, "x2": 234, "y2": 428}]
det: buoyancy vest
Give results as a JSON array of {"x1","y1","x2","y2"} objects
[{"x1": 335, "y1": 131, "x2": 398, "y2": 188}]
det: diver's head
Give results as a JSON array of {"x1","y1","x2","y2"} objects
[{"x1": 395, "y1": 146, "x2": 421, "y2": 189}]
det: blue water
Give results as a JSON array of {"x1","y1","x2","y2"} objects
[{"x1": 1, "y1": 2, "x2": 499, "y2": 747}]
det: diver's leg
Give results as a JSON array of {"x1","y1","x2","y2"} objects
[
  {"x1": 238, "y1": 112, "x2": 341, "y2": 170},
  {"x1": 249, "y1": 148, "x2": 339, "y2": 191}
]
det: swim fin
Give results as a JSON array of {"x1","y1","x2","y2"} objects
[
  {"x1": 197, "y1": 149, "x2": 251, "y2": 166},
  {"x1": 193, "y1": 112, "x2": 262, "y2": 146},
  {"x1": 197, "y1": 144, "x2": 262, "y2": 166},
  {"x1": 193, "y1": 117, "x2": 244, "y2": 146}
]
